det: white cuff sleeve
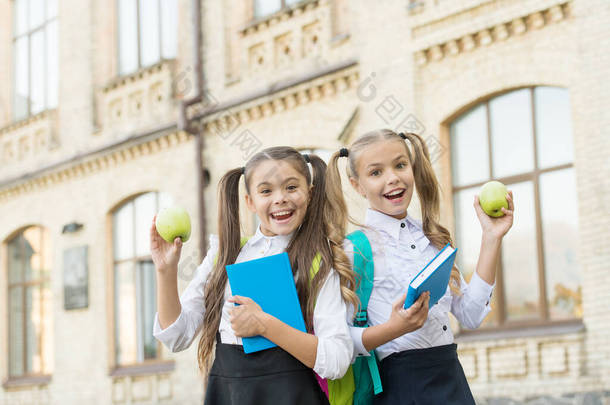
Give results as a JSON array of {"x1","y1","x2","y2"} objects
[
  {"x1": 349, "y1": 326, "x2": 371, "y2": 361},
  {"x1": 467, "y1": 272, "x2": 494, "y2": 306}
]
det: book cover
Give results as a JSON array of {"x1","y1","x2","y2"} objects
[
  {"x1": 226, "y1": 252, "x2": 307, "y2": 354},
  {"x1": 403, "y1": 243, "x2": 457, "y2": 309}
]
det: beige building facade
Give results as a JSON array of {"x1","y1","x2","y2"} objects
[{"x1": 1, "y1": 0, "x2": 609, "y2": 404}]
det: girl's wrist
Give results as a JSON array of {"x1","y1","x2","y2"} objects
[
  {"x1": 385, "y1": 318, "x2": 403, "y2": 340},
  {"x1": 481, "y1": 232, "x2": 502, "y2": 245}
]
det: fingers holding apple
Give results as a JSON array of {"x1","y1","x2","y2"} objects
[
  {"x1": 150, "y1": 207, "x2": 190, "y2": 274},
  {"x1": 475, "y1": 182, "x2": 514, "y2": 238}
]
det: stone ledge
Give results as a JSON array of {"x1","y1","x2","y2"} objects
[
  {"x1": 110, "y1": 361, "x2": 175, "y2": 378},
  {"x1": 2, "y1": 374, "x2": 52, "y2": 390}
]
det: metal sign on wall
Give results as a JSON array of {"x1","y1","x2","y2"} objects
[{"x1": 63, "y1": 245, "x2": 89, "y2": 310}]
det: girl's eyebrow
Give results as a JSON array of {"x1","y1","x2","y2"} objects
[
  {"x1": 365, "y1": 154, "x2": 408, "y2": 169},
  {"x1": 256, "y1": 176, "x2": 300, "y2": 188}
]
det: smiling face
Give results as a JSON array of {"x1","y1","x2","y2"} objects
[
  {"x1": 244, "y1": 159, "x2": 311, "y2": 237},
  {"x1": 349, "y1": 139, "x2": 414, "y2": 220}
]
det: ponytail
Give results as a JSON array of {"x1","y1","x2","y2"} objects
[
  {"x1": 198, "y1": 167, "x2": 243, "y2": 373},
  {"x1": 401, "y1": 132, "x2": 461, "y2": 295}
]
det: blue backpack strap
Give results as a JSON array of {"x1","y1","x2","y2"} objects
[
  {"x1": 346, "y1": 230, "x2": 383, "y2": 395},
  {"x1": 346, "y1": 230, "x2": 374, "y2": 327}
]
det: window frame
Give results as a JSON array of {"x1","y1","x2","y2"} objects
[
  {"x1": 6, "y1": 226, "x2": 50, "y2": 379},
  {"x1": 252, "y1": 0, "x2": 305, "y2": 20},
  {"x1": 110, "y1": 192, "x2": 165, "y2": 370},
  {"x1": 449, "y1": 86, "x2": 579, "y2": 330},
  {"x1": 116, "y1": 0, "x2": 176, "y2": 76},
  {"x1": 11, "y1": 0, "x2": 58, "y2": 121}
]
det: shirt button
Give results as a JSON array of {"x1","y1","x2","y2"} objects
[
  {"x1": 411, "y1": 244, "x2": 416, "y2": 249},
  {"x1": 401, "y1": 223, "x2": 406, "y2": 228},
  {"x1": 443, "y1": 325, "x2": 447, "y2": 331}
]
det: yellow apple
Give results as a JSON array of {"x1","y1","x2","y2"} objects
[
  {"x1": 155, "y1": 206, "x2": 191, "y2": 243},
  {"x1": 479, "y1": 181, "x2": 509, "y2": 217}
]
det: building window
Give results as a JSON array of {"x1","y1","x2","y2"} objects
[
  {"x1": 450, "y1": 87, "x2": 580, "y2": 327},
  {"x1": 253, "y1": 0, "x2": 302, "y2": 19},
  {"x1": 12, "y1": 0, "x2": 58, "y2": 121},
  {"x1": 7, "y1": 226, "x2": 52, "y2": 377},
  {"x1": 112, "y1": 191, "x2": 173, "y2": 365},
  {"x1": 117, "y1": 0, "x2": 178, "y2": 76}
]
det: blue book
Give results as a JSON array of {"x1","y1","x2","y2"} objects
[
  {"x1": 403, "y1": 243, "x2": 457, "y2": 309},
  {"x1": 226, "y1": 252, "x2": 307, "y2": 354}
]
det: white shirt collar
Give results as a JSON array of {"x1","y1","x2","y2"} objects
[
  {"x1": 247, "y1": 224, "x2": 294, "y2": 248},
  {"x1": 364, "y1": 208, "x2": 422, "y2": 241}
]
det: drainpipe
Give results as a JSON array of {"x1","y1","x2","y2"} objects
[{"x1": 179, "y1": 0, "x2": 208, "y2": 261}]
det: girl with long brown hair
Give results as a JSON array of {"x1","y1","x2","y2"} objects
[
  {"x1": 326, "y1": 130, "x2": 514, "y2": 404},
  {"x1": 150, "y1": 146, "x2": 357, "y2": 405}
]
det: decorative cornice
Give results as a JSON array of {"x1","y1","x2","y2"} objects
[
  {"x1": 0, "y1": 109, "x2": 56, "y2": 136},
  {"x1": 414, "y1": 2, "x2": 570, "y2": 67},
  {"x1": 198, "y1": 62, "x2": 359, "y2": 135},
  {"x1": 101, "y1": 60, "x2": 175, "y2": 94},
  {"x1": 0, "y1": 128, "x2": 189, "y2": 202}
]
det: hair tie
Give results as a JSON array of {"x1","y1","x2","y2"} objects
[
  {"x1": 398, "y1": 132, "x2": 407, "y2": 140},
  {"x1": 339, "y1": 148, "x2": 349, "y2": 158},
  {"x1": 303, "y1": 154, "x2": 311, "y2": 163},
  {"x1": 241, "y1": 166, "x2": 245, "y2": 175}
]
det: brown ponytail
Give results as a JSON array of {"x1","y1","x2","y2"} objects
[{"x1": 198, "y1": 167, "x2": 243, "y2": 372}]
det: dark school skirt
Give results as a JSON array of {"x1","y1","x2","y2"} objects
[
  {"x1": 204, "y1": 340, "x2": 330, "y2": 405},
  {"x1": 373, "y1": 344, "x2": 475, "y2": 405}
]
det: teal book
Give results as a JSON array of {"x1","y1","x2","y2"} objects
[
  {"x1": 403, "y1": 243, "x2": 457, "y2": 309},
  {"x1": 226, "y1": 252, "x2": 307, "y2": 354}
]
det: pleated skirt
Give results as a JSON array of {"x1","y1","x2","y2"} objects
[
  {"x1": 373, "y1": 344, "x2": 475, "y2": 405},
  {"x1": 204, "y1": 341, "x2": 329, "y2": 405}
]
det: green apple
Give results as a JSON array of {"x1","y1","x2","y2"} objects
[
  {"x1": 479, "y1": 181, "x2": 509, "y2": 217},
  {"x1": 155, "y1": 206, "x2": 191, "y2": 243}
]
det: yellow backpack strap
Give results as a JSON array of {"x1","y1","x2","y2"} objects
[
  {"x1": 213, "y1": 236, "x2": 251, "y2": 266},
  {"x1": 308, "y1": 253, "x2": 322, "y2": 284}
]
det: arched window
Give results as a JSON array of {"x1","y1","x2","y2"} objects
[
  {"x1": 7, "y1": 226, "x2": 52, "y2": 378},
  {"x1": 112, "y1": 191, "x2": 173, "y2": 366},
  {"x1": 450, "y1": 87, "x2": 580, "y2": 327}
]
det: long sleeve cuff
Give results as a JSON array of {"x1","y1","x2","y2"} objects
[
  {"x1": 312, "y1": 335, "x2": 353, "y2": 380},
  {"x1": 467, "y1": 272, "x2": 494, "y2": 306},
  {"x1": 349, "y1": 326, "x2": 370, "y2": 359},
  {"x1": 153, "y1": 311, "x2": 188, "y2": 352}
]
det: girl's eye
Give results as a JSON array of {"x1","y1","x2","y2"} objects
[
  {"x1": 287, "y1": 185, "x2": 297, "y2": 191},
  {"x1": 370, "y1": 170, "x2": 380, "y2": 177},
  {"x1": 397, "y1": 162, "x2": 407, "y2": 169},
  {"x1": 260, "y1": 189, "x2": 271, "y2": 194}
]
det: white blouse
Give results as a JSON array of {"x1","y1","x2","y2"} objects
[
  {"x1": 345, "y1": 209, "x2": 494, "y2": 361},
  {"x1": 153, "y1": 226, "x2": 353, "y2": 379}
]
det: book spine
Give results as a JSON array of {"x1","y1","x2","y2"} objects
[{"x1": 403, "y1": 286, "x2": 418, "y2": 309}]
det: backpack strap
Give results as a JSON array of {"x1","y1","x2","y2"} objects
[
  {"x1": 346, "y1": 230, "x2": 383, "y2": 395},
  {"x1": 346, "y1": 230, "x2": 374, "y2": 327}
]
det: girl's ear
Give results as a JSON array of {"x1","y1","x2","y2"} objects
[
  {"x1": 349, "y1": 176, "x2": 366, "y2": 198},
  {"x1": 244, "y1": 193, "x2": 257, "y2": 213}
]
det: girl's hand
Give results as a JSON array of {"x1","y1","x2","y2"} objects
[
  {"x1": 150, "y1": 214, "x2": 183, "y2": 275},
  {"x1": 228, "y1": 296, "x2": 268, "y2": 337},
  {"x1": 474, "y1": 191, "x2": 515, "y2": 241},
  {"x1": 388, "y1": 292, "x2": 430, "y2": 337}
]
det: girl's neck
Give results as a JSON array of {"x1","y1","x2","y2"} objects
[{"x1": 372, "y1": 207, "x2": 408, "y2": 220}]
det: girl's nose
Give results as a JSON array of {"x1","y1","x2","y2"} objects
[
  {"x1": 272, "y1": 190, "x2": 288, "y2": 204},
  {"x1": 387, "y1": 171, "x2": 400, "y2": 184}
]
